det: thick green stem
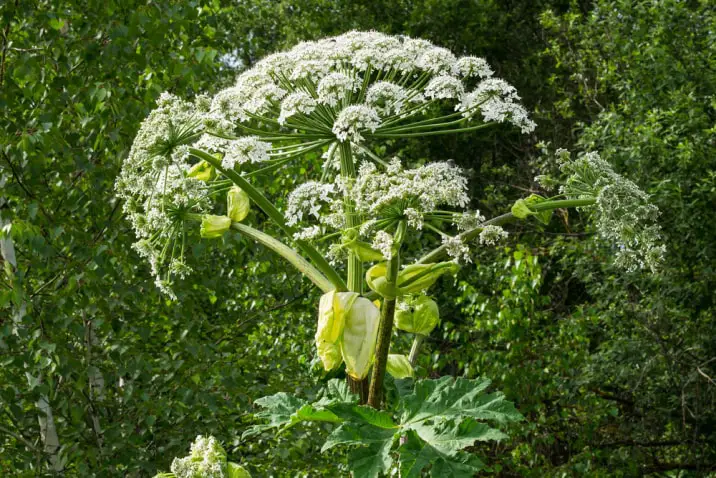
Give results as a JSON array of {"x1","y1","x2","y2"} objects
[
  {"x1": 230, "y1": 223, "x2": 334, "y2": 293},
  {"x1": 189, "y1": 148, "x2": 346, "y2": 291},
  {"x1": 409, "y1": 197, "x2": 598, "y2": 364},
  {"x1": 337, "y1": 141, "x2": 368, "y2": 401},
  {"x1": 367, "y1": 250, "x2": 401, "y2": 409}
]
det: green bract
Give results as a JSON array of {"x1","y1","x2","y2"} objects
[
  {"x1": 395, "y1": 295, "x2": 440, "y2": 335},
  {"x1": 200, "y1": 215, "x2": 232, "y2": 239},
  {"x1": 315, "y1": 291, "x2": 358, "y2": 371},
  {"x1": 227, "y1": 186, "x2": 250, "y2": 223},
  {"x1": 386, "y1": 354, "x2": 414, "y2": 378},
  {"x1": 511, "y1": 194, "x2": 552, "y2": 225},
  {"x1": 187, "y1": 160, "x2": 215, "y2": 181},
  {"x1": 366, "y1": 262, "x2": 460, "y2": 298},
  {"x1": 340, "y1": 297, "x2": 380, "y2": 380},
  {"x1": 342, "y1": 231, "x2": 385, "y2": 262}
]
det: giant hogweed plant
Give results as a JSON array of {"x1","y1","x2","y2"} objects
[{"x1": 116, "y1": 32, "x2": 664, "y2": 477}]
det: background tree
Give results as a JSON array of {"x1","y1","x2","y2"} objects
[{"x1": 1, "y1": 0, "x2": 713, "y2": 476}]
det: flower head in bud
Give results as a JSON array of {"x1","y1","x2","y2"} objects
[
  {"x1": 339, "y1": 297, "x2": 380, "y2": 380},
  {"x1": 187, "y1": 160, "x2": 215, "y2": 182},
  {"x1": 227, "y1": 187, "x2": 250, "y2": 223},
  {"x1": 395, "y1": 295, "x2": 440, "y2": 335},
  {"x1": 386, "y1": 354, "x2": 415, "y2": 379},
  {"x1": 200, "y1": 215, "x2": 231, "y2": 239}
]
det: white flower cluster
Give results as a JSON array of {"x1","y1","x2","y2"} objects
[
  {"x1": 442, "y1": 235, "x2": 471, "y2": 263},
  {"x1": 561, "y1": 152, "x2": 665, "y2": 272},
  {"x1": 458, "y1": 78, "x2": 536, "y2": 133},
  {"x1": 332, "y1": 105, "x2": 381, "y2": 142},
  {"x1": 116, "y1": 93, "x2": 214, "y2": 298},
  {"x1": 285, "y1": 181, "x2": 338, "y2": 227},
  {"x1": 119, "y1": 32, "x2": 540, "y2": 295},
  {"x1": 351, "y1": 159, "x2": 469, "y2": 220},
  {"x1": 478, "y1": 224, "x2": 509, "y2": 245},
  {"x1": 170, "y1": 435, "x2": 227, "y2": 478},
  {"x1": 205, "y1": 31, "x2": 534, "y2": 143},
  {"x1": 278, "y1": 91, "x2": 317, "y2": 125},
  {"x1": 285, "y1": 157, "x2": 472, "y2": 259}
]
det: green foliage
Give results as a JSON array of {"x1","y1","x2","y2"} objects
[{"x1": 247, "y1": 377, "x2": 521, "y2": 477}]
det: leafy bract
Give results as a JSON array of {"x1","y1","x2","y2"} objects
[
  {"x1": 340, "y1": 297, "x2": 380, "y2": 380},
  {"x1": 366, "y1": 262, "x2": 460, "y2": 298}
]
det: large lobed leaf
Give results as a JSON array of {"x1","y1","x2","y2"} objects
[{"x1": 246, "y1": 377, "x2": 522, "y2": 477}]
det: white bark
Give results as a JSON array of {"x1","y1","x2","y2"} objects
[
  {"x1": 85, "y1": 316, "x2": 104, "y2": 445},
  {"x1": 2, "y1": 212, "x2": 63, "y2": 471}
]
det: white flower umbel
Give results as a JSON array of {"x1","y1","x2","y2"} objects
[
  {"x1": 456, "y1": 56, "x2": 494, "y2": 79},
  {"x1": 372, "y1": 230, "x2": 394, "y2": 260},
  {"x1": 317, "y1": 72, "x2": 359, "y2": 107},
  {"x1": 442, "y1": 235, "x2": 471, "y2": 263},
  {"x1": 170, "y1": 435, "x2": 227, "y2": 478},
  {"x1": 120, "y1": 32, "x2": 540, "y2": 297},
  {"x1": 204, "y1": 30, "x2": 534, "y2": 151},
  {"x1": 278, "y1": 91, "x2": 317, "y2": 125},
  {"x1": 222, "y1": 136, "x2": 272, "y2": 169},
  {"x1": 366, "y1": 82, "x2": 408, "y2": 116},
  {"x1": 351, "y1": 160, "x2": 469, "y2": 216},
  {"x1": 116, "y1": 93, "x2": 213, "y2": 297},
  {"x1": 285, "y1": 181, "x2": 337, "y2": 226},
  {"x1": 479, "y1": 225, "x2": 509, "y2": 245},
  {"x1": 332, "y1": 105, "x2": 381, "y2": 142},
  {"x1": 424, "y1": 75, "x2": 465, "y2": 101},
  {"x1": 459, "y1": 78, "x2": 536, "y2": 133},
  {"x1": 561, "y1": 152, "x2": 665, "y2": 272}
]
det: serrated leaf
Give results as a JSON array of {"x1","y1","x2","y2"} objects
[
  {"x1": 410, "y1": 418, "x2": 507, "y2": 456},
  {"x1": 347, "y1": 440, "x2": 394, "y2": 478},
  {"x1": 330, "y1": 404, "x2": 397, "y2": 429},
  {"x1": 246, "y1": 393, "x2": 341, "y2": 438},
  {"x1": 322, "y1": 422, "x2": 397, "y2": 452},
  {"x1": 429, "y1": 451, "x2": 485, "y2": 478},
  {"x1": 243, "y1": 392, "x2": 307, "y2": 438},
  {"x1": 399, "y1": 430, "x2": 485, "y2": 478},
  {"x1": 325, "y1": 378, "x2": 360, "y2": 404},
  {"x1": 400, "y1": 377, "x2": 522, "y2": 426}
]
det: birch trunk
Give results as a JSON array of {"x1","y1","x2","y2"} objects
[{"x1": 1, "y1": 212, "x2": 63, "y2": 471}]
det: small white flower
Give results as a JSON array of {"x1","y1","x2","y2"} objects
[
  {"x1": 366, "y1": 82, "x2": 408, "y2": 116},
  {"x1": 293, "y1": 225, "x2": 323, "y2": 241},
  {"x1": 317, "y1": 72, "x2": 359, "y2": 107},
  {"x1": 222, "y1": 136, "x2": 272, "y2": 169},
  {"x1": 286, "y1": 181, "x2": 336, "y2": 226},
  {"x1": 416, "y1": 46, "x2": 458, "y2": 75}
]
